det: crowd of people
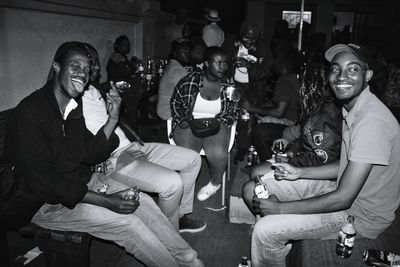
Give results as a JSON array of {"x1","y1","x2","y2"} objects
[{"x1": 1, "y1": 6, "x2": 400, "y2": 267}]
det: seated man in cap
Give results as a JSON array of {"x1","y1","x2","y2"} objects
[
  {"x1": 242, "y1": 43, "x2": 400, "y2": 267},
  {"x1": 4, "y1": 41, "x2": 204, "y2": 267},
  {"x1": 202, "y1": 9, "x2": 225, "y2": 47}
]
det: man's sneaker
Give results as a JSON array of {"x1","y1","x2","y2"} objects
[
  {"x1": 196, "y1": 182, "x2": 221, "y2": 201},
  {"x1": 179, "y1": 215, "x2": 207, "y2": 233}
]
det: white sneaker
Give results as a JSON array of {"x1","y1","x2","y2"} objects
[{"x1": 197, "y1": 182, "x2": 221, "y2": 201}]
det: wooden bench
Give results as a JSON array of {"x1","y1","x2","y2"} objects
[{"x1": 0, "y1": 108, "x2": 91, "y2": 267}]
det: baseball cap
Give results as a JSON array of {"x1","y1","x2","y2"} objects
[{"x1": 325, "y1": 43, "x2": 371, "y2": 68}]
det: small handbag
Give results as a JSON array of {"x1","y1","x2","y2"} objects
[{"x1": 188, "y1": 117, "x2": 220, "y2": 138}]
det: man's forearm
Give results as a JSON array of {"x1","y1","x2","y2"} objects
[
  {"x1": 81, "y1": 190, "x2": 109, "y2": 206},
  {"x1": 102, "y1": 116, "x2": 118, "y2": 139},
  {"x1": 277, "y1": 190, "x2": 349, "y2": 214},
  {"x1": 299, "y1": 161, "x2": 340, "y2": 180}
]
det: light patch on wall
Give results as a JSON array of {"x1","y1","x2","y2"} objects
[
  {"x1": 282, "y1": 10, "x2": 312, "y2": 29},
  {"x1": 1, "y1": 8, "x2": 138, "y2": 110}
]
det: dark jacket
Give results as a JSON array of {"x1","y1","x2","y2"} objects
[
  {"x1": 106, "y1": 52, "x2": 136, "y2": 83},
  {"x1": 5, "y1": 83, "x2": 119, "y2": 209},
  {"x1": 287, "y1": 101, "x2": 342, "y2": 167}
]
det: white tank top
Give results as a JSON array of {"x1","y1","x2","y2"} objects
[{"x1": 192, "y1": 93, "x2": 221, "y2": 118}]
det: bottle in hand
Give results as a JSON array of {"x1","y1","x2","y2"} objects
[
  {"x1": 336, "y1": 215, "x2": 356, "y2": 258},
  {"x1": 363, "y1": 249, "x2": 400, "y2": 267},
  {"x1": 254, "y1": 175, "x2": 269, "y2": 199}
]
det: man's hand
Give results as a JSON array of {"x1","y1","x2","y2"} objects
[
  {"x1": 272, "y1": 163, "x2": 302, "y2": 181},
  {"x1": 107, "y1": 82, "x2": 122, "y2": 120},
  {"x1": 236, "y1": 57, "x2": 252, "y2": 69},
  {"x1": 252, "y1": 194, "x2": 280, "y2": 216},
  {"x1": 272, "y1": 138, "x2": 289, "y2": 151},
  {"x1": 105, "y1": 189, "x2": 140, "y2": 214}
]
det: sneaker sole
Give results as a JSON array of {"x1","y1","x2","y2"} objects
[{"x1": 179, "y1": 223, "x2": 207, "y2": 233}]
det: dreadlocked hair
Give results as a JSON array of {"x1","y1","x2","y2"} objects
[{"x1": 298, "y1": 57, "x2": 333, "y2": 126}]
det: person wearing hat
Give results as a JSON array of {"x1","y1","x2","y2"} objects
[
  {"x1": 202, "y1": 9, "x2": 225, "y2": 47},
  {"x1": 3, "y1": 41, "x2": 205, "y2": 267},
  {"x1": 242, "y1": 43, "x2": 400, "y2": 267},
  {"x1": 223, "y1": 20, "x2": 273, "y2": 163}
]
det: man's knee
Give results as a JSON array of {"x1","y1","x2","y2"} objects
[
  {"x1": 252, "y1": 216, "x2": 277, "y2": 245},
  {"x1": 188, "y1": 150, "x2": 202, "y2": 168},
  {"x1": 159, "y1": 172, "x2": 183, "y2": 199}
]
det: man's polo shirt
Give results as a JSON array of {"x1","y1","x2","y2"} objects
[{"x1": 338, "y1": 87, "x2": 400, "y2": 239}]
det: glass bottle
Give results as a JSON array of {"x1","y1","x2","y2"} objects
[
  {"x1": 363, "y1": 249, "x2": 400, "y2": 266},
  {"x1": 254, "y1": 175, "x2": 269, "y2": 199},
  {"x1": 336, "y1": 215, "x2": 356, "y2": 258}
]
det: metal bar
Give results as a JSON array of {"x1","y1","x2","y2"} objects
[{"x1": 297, "y1": 0, "x2": 305, "y2": 51}]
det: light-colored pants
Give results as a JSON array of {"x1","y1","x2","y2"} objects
[
  {"x1": 109, "y1": 142, "x2": 201, "y2": 230},
  {"x1": 32, "y1": 173, "x2": 198, "y2": 267},
  {"x1": 250, "y1": 178, "x2": 349, "y2": 267}
]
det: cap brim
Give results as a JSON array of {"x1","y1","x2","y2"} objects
[{"x1": 324, "y1": 44, "x2": 354, "y2": 62}]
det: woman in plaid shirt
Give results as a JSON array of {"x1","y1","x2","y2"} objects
[{"x1": 170, "y1": 46, "x2": 239, "y2": 202}]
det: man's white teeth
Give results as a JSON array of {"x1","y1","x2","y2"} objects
[
  {"x1": 336, "y1": 84, "x2": 352, "y2": 88},
  {"x1": 71, "y1": 78, "x2": 83, "y2": 84}
]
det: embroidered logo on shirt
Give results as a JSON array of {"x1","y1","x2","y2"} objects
[
  {"x1": 315, "y1": 149, "x2": 328, "y2": 163},
  {"x1": 313, "y1": 132, "x2": 324, "y2": 146}
]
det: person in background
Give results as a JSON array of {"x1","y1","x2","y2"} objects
[
  {"x1": 243, "y1": 43, "x2": 400, "y2": 267},
  {"x1": 270, "y1": 19, "x2": 292, "y2": 59},
  {"x1": 5, "y1": 41, "x2": 204, "y2": 267},
  {"x1": 157, "y1": 38, "x2": 192, "y2": 121},
  {"x1": 223, "y1": 20, "x2": 273, "y2": 163},
  {"x1": 190, "y1": 39, "x2": 207, "y2": 72},
  {"x1": 182, "y1": 20, "x2": 203, "y2": 45},
  {"x1": 248, "y1": 50, "x2": 300, "y2": 163},
  {"x1": 83, "y1": 45, "x2": 206, "y2": 233},
  {"x1": 170, "y1": 46, "x2": 239, "y2": 202},
  {"x1": 202, "y1": 9, "x2": 225, "y2": 47},
  {"x1": 165, "y1": 8, "x2": 190, "y2": 54},
  {"x1": 106, "y1": 35, "x2": 144, "y2": 131}
]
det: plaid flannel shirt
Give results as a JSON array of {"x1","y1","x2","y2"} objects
[{"x1": 170, "y1": 72, "x2": 239, "y2": 134}]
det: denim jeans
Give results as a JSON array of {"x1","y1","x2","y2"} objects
[
  {"x1": 108, "y1": 142, "x2": 201, "y2": 230},
  {"x1": 251, "y1": 178, "x2": 349, "y2": 267},
  {"x1": 32, "y1": 173, "x2": 199, "y2": 267},
  {"x1": 173, "y1": 124, "x2": 230, "y2": 185}
]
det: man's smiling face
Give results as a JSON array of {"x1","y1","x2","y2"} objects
[
  {"x1": 328, "y1": 51, "x2": 373, "y2": 109},
  {"x1": 56, "y1": 51, "x2": 91, "y2": 98}
]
